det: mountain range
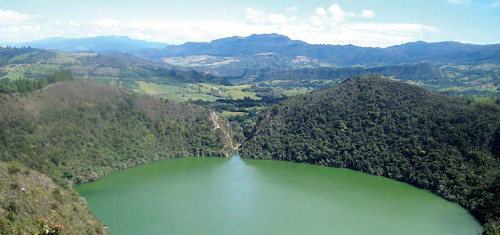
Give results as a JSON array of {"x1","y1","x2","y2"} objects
[
  {"x1": 5, "y1": 34, "x2": 500, "y2": 77},
  {"x1": 2, "y1": 36, "x2": 168, "y2": 53},
  {"x1": 132, "y1": 34, "x2": 500, "y2": 77}
]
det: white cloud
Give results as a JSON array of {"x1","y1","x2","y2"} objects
[
  {"x1": 92, "y1": 19, "x2": 121, "y2": 28},
  {"x1": 346, "y1": 23, "x2": 437, "y2": 35},
  {"x1": 0, "y1": 5, "x2": 438, "y2": 47},
  {"x1": 20, "y1": 25, "x2": 34, "y2": 31},
  {"x1": 244, "y1": 8, "x2": 293, "y2": 25},
  {"x1": 362, "y1": 10, "x2": 375, "y2": 18},
  {"x1": 286, "y1": 6, "x2": 298, "y2": 12},
  {"x1": 310, "y1": 16, "x2": 323, "y2": 28},
  {"x1": 244, "y1": 8, "x2": 264, "y2": 24},
  {"x1": 0, "y1": 9, "x2": 29, "y2": 24},
  {"x1": 328, "y1": 4, "x2": 355, "y2": 22},
  {"x1": 316, "y1": 7, "x2": 326, "y2": 16},
  {"x1": 268, "y1": 13, "x2": 288, "y2": 24}
]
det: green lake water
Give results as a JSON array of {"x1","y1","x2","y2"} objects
[{"x1": 75, "y1": 156, "x2": 482, "y2": 235}]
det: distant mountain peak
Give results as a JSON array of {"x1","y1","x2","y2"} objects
[
  {"x1": 388, "y1": 40, "x2": 468, "y2": 49},
  {"x1": 4, "y1": 36, "x2": 168, "y2": 53},
  {"x1": 247, "y1": 33, "x2": 290, "y2": 39},
  {"x1": 132, "y1": 33, "x2": 500, "y2": 68},
  {"x1": 209, "y1": 33, "x2": 294, "y2": 44}
]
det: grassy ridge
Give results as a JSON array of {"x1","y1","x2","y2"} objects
[{"x1": 0, "y1": 162, "x2": 106, "y2": 234}]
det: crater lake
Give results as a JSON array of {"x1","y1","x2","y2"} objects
[{"x1": 75, "y1": 156, "x2": 481, "y2": 234}]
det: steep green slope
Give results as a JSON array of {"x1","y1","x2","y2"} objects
[
  {"x1": 0, "y1": 81, "x2": 234, "y2": 184},
  {"x1": 240, "y1": 75, "x2": 500, "y2": 232},
  {"x1": 0, "y1": 162, "x2": 106, "y2": 234}
]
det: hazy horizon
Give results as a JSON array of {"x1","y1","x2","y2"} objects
[
  {"x1": 3, "y1": 33, "x2": 500, "y2": 49},
  {"x1": 1, "y1": 0, "x2": 499, "y2": 47}
]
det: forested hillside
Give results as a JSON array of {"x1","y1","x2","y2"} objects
[
  {"x1": 240, "y1": 75, "x2": 500, "y2": 233},
  {"x1": 0, "y1": 69, "x2": 74, "y2": 93},
  {"x1": 253, "y1": 62, "x2": 440, "y2": 82},
  {"x1": 0, "y1": 81, "x2": 234, "y2": 185}
]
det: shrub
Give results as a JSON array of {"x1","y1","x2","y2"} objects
[
  {"x1": 0, "y1": 218, "x2": 11, "y2": 234},
  {"x1": 36, "y1": 218, "x2": 63, "y2": 235},
  {"x1": 7, "y1": 161, "x2": 23, "y2": 174}
]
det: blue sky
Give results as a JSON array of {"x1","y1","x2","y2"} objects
[{"x1": 0, "y1": 0, "x2": 499, "y2": 47}]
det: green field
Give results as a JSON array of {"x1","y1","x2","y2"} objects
[
  {"x1": 0, "y1": 50, "x2": 97, "y2": 81},
  {"x1": 134, "y1": 81, "x2": 260, "y2": 101},
  {"x1": 220, "y1": 111, "x2": 248, "y2": 118},
  {"x1": 2, "y1": 64, "x2": 60, "y2": 80},
  {"x1": 8, "y1": 50, "x2": 39, "y2": 63}
]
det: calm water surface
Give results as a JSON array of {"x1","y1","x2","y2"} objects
[{"x1": 75, "y1": 156, "x2": 481, "y2": 235}]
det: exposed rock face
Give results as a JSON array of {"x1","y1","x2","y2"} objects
[{"x1": 209, "y1": 110, "x2": 235, "y2": 155}]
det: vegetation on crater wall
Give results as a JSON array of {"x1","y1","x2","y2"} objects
[
  {"x1": 0, "y1": 81, "x2": 234, "y2": 185},
  {"x1": 0, "y1": 162, "x2": 106, "y2": 234},
  {"x1": 240, "y1": 75, "x2": 500, "y2": 233}
]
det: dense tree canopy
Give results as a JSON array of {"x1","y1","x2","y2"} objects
[
  {"x1": 0, "y1": 69, "x2": 74, "y2": 94},
  {"x1": 0, "y1": 81, "x2": 234, "y2": 185},
  {"x1": 240, "y1": 75, "x2": 500, "y2": 233}
]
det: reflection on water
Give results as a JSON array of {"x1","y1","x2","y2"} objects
[{"x1": 76, "y1": 155, "x2": 481, "y2": 235}]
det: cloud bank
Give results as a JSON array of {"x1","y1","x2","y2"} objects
[{"x1": 0, "y1": 3, "x2": 438, "y2": 47}]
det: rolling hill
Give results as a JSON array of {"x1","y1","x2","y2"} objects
[
  {"x1": 240, "y1": 75, "x2": 500, "y2": 232},
  {"x1": 246, "y1": 62, "x2": 500, "y2": 96},
  {"x1": 0, "y1": 81, "x2": 234, "y2": 184},
  {"x1": 0, "y1": 47, "x2": 231, "y2": 86},
  {"x1": 133, "y1": 34, "x2": 500, "y2": 77},
  {"x1": 252, "y1": 62, "x2": 441, "y2": 83}
]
